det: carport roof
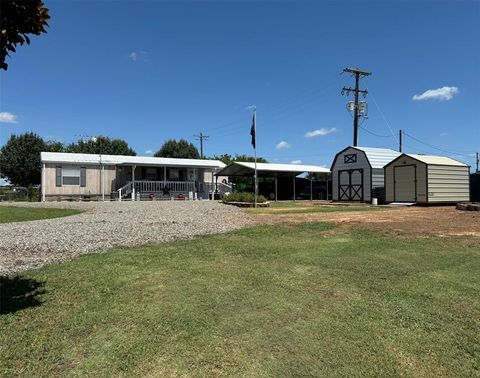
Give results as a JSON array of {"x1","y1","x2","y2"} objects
[{"x1": 215, "y1": 162, "x2": 330, "y2": 177}]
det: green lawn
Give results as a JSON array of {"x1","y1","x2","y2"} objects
[
  {"x1": 1, "y1": 223, "x2": 479, "y2": 376},
  {"x1": 0, "y1": 206, "x2": 82, "y2": 224}
]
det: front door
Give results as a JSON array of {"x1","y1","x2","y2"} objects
[
  {"x1": 338, "y1": 169, "x2": 363, "y2": 201},
  {"x1": 394, "y1": 165, "x2": 416, "y2": 202}
]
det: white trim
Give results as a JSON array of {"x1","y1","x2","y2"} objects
[{"x1": 40, "y1": 152, "x2": 226, "y2": 169}]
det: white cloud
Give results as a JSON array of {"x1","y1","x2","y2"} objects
[
  {"x1": 145, "y1": 149, "x2": 153, "y2": 155},
  {"x1": 412, "y1": 86, "x2": 459, "y2": 101},
  {"x1": 440, "y1": 132, "x2": 448, "y2": 137},
  {"x1": 0, "y1": 112, "x2": 18, "y2": 124},
  {"x1": 129, "y1": 50, "x2": 148, "y2": 62},
  {"x1": 304, "y1": 127, "x2": 336, "y2": 138},
  {"x1": 290, "y1": 160, "x2": 302, "y2": 164},
  {"x1": 276, "y1": 140, "x2": 291, "y2": 149}
]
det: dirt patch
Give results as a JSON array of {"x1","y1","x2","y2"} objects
[{"x1": 252, "y1": 206, "x2": 480, "y2": 239}]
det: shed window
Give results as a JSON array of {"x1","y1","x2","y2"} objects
[
  {"x1": 344, "y1": 154, "x2": 357, "y2": 164},
  {"x1": 62, "y1": 166, "x2": 81, "y2": 185}
]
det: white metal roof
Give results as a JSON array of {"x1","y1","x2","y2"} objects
[
  {"x1": 40, "y1": 152, "x2": 226, "y2": 169},
  {"x1": 352, "y1": 146, "x2": 402, "y2": 169},
  {"x1": 406, "y1": 154, "x2": 468, "y2": 167},
  {"x1": 215, "y1": 161, "x2": 330, "y2": 177}
]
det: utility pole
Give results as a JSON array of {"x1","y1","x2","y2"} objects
[
  {"x1": 194, "y1": 132, "x2": 209, "y2": 159},
  {"x1": 342, "y1": 67, "x2": 372, "y2": 146},
  {"x1": 399, "y1": 129, "x2": 403, "y2": 152},
  {"x1": 476, "y1": 152, "x2": 479, "y2": 173}
]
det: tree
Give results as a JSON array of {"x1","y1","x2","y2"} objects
[
  {"x1": 154, "y1": 139, "x2": 200, "y2": 159},
  {"x1": 212, "y1": 154, "x2": 268, "y2": 185},
  {"x1": 1, "y1": 0, "x2": 50, "y2": 70},
  {"x1": 45, "y1": 140, "x2": 65, "y2": 152},
  {"x1": 0, "y1": 132, "x2": 46, "y2": 186},
  {"x1": 213, "y1": 153, "x2": 268, "y2": 165},
  {"x1": 66, "y1": 136, "x2": 136, "y2": 156}
]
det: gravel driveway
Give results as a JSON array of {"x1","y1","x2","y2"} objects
[{"x1": 0, "y1": 201, "x2": 252, "y2": 276}]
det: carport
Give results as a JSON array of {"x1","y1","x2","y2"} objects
[{"x1": 215, "y1": 162, "x2": 331, "y2": 201}]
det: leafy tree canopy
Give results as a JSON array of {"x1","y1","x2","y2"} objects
[
  {"x1": 213, "y1": 154, "x2": 268, "y2": 165},
  {"x1": 45, "y1": 140, "x2": 65, "y2": 152},
  {"x1": 1, "y1": 0, "x2": 50, "y2": 70},
  {"x1": 0, "y1": 132, "x2": 46, "y2": 186},
  {"x1": 66, "y1": 136, "x2": 136, "y2": 156},
  {"x1": 154, "y1": 139, "x2": 200, "y2": 159}
]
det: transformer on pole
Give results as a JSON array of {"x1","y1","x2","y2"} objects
[{"x1": 342, "y1": 67, "x2": 371, "y2": 146}]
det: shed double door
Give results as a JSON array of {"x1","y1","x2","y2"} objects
[
  {"x1": 394, "y1": 165, "x2": 416, "y2": 202},
  {"x1": 338, "y1": 169, "x2": 363, "y2": 201}
]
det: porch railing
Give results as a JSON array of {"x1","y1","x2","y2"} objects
[
  {"x1": 135, "y1": 180, "x2": 195, "y2": 193},
  {"x1": 118, "y1": 180, "x2": 195, "y2": 200}
]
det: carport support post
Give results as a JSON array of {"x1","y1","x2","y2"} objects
[
  {"x1": 310, "y1": 173, "x2": 313, "y2": 201},
  {"x1": 274, "y1": 172, "x2": 278, "y2": 202},
  {"x1": 293, "y1": 173, "x2": 296, "y2": 201},
  {"x1": 327, "y1": 173, "x2": 330, "y2": 200}
]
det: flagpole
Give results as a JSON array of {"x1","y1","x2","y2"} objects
[{"x1": 253, "y1": 108, "x2": 258, "y2": 208}]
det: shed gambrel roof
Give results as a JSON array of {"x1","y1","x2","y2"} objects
[{"x1": 332, "y1": 146, "x2": 401, "y2": 169}]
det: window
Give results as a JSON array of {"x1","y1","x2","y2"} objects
[
  {"x1": 169, "y1": 168, "x2": 179, "y2": 180},
  {"x1": 344, "y1": 154, "x2": 357, "y2": 164},
  {"x1": 146, "y1": 168, "x2": 157, "y2": 180},
  {"x1": 62, "y1": 166, "x2": 80, "y2": 185}
]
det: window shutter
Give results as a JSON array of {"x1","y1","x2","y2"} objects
[
  {"x1": 80, "y1": 167, "x2": 86, "y2": 187},
  {"x1": 56, "y1": 166, "x2": 62, "y2": 187}
]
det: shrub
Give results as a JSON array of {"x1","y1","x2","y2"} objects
[{"x1": 223, "y1": 192, "x2": 266, "y2": 203}]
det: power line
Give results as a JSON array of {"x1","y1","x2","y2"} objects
[
  {"x1": 359, "y1": 125, "x2": 392, "y2": 138},
  {"x1": 203, "y1": 76, "x2": 339, "y2": 136},
  {"x1": 402, "y1": 131, "x2": 473, "y2": 156},
  {"x1": 366, "y1": 89, "x2": 399, "y2": 144}
]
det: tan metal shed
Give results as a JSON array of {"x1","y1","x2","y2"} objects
[{"x1": 384, "y1": 154, "x2": 470, "y2": 204}]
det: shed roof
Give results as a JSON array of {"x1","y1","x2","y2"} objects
[
  {"x1": 40, "y1": 152, "x2": 226, "y2": 169},
  {"x1": 404, "y1": 154, "x2": 468, "y2": 167},
  {"x1": 352, "y1": 146, "x2": 402, "y2": 169},
  {"x1": 215, "y1": 162, "x2": 330, "y2": 177}
]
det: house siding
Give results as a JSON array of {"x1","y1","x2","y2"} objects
[{"x1": 43, "y1": 163, "x2": 116, "y2": 198}]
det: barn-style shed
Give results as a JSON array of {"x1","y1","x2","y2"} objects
[
  {"x1": 331, "y1": 146, "x2": 401, "y2": 202},
  {"x1": 384, "y1": 154, "x2": 470, "y2": 204}
]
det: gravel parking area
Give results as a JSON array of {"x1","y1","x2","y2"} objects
[{"x1": 0, "y1": 201, "x2": 252, "y2": 276}]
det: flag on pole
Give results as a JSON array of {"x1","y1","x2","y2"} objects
[{"x1": 250, "y1": 113, "x2": 256, "y2": 148}]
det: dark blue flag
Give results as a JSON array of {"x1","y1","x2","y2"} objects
[{"x1": 250, "y1": 113, "x2": 256, "y2": 149}]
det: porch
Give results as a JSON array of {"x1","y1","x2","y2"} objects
[{"x1": 115, "y1": 164, "x2": 230, "y2": 201}]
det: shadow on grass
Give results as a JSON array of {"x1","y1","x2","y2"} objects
[{"x1": 0, "y1": 276, "x2": 45, "y2": 315}]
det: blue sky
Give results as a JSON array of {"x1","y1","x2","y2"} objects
[{"x1": 1, "y1": 0, "x2": 479, "y2": 168}]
